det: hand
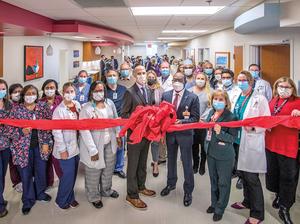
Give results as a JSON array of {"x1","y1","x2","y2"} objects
[
  {"x1": 22, "y1": 127, "x2": 31, "y2": 135},
  {"x1": 91, "y1": 154, "x2": 99, "y2": 161},
  {"x1": 41, "y1": 144, "x2": 49, "y2": 155},
  {"x1": 291, "y1": 109, "x2": 300, "y2": 117},
  {"x1": 214, "y1": 124, "x2": 221, "y2": 135},
  {"x1": 175, "y1": 119, "x2": 182, "y2": 124},
  {"x1": 116, "y1": 137, "x2": 122, "y2": 148},
  {"x1": 60, "y1": 151, "x2": 69, "y2": 160},
  {"x1": 244, "y1": 126, "x2": 254, "y2": 132}
]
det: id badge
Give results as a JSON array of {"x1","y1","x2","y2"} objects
[
  {"x1": 32, "y1": 114, "x2": 36, "y2": 120},
  {"x1": 206, "y1": 128, "x2": 212, "y2": 141},
  {"x1": 113, "y1": 92, "x2": 118, "y2": 100},
  {"x1": 80, "y1": 95, "x2": 85, "y2": 102}
]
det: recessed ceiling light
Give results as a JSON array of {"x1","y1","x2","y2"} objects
[
  {"x1": 162, "y1": 30, "x2": 207, "y2": 33},
  {"x1": 157, "y1": 37, "x2": 189, "y2": 40},
  {"x1": 131, "y1": 6, "x2": 225, "y2": 16},
  {"x1": 72, "y1": 36, "x2": 85, "y2": 39}
]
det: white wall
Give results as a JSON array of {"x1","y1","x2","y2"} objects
[
  {"x1": 186, "y1": 27, "x2": 300, "y2": 83},
  {"x1": 128, "y1": 45, "x2": 147, "y2": 58},
  {"x1": 167, "y1": 47, "x2": 182, "y2": 59},
  {"x1": 3, "y1": 36, "x2": 83, "y2": 89}
]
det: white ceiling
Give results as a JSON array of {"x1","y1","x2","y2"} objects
[{"x1": 3, "y1": 0, "x2": 265, "y2": 43}]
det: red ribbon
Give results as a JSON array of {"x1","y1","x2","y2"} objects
[{"x1": 0, "y1": 101, "x2": 299, "y2": 144}]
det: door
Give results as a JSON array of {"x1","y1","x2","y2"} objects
[
  {"x1": 260, "y1": 44, "x2": 290, "y2": 87},
  {"x1": 234, "y1": 46, "x2": 243, "y2": 78}
]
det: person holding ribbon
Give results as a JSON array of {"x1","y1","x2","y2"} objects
[
  {"x1": 7, "y1": 84, "x2": 53, "y2": 215},
  {"x1": 40, "y1": 79, "x2": 63, "y2": 189},
  {"x1": 205, "y1": 89, "x2": 238, "y2": 222},
  {"x1": 79, "y1": 81, "x2": 121, "y2": 209},
  {"x1": 75, "y1": 70, "x2": 90, "y2": 105},
  {"x1": 230, "y1": 71, "x2": 270, "y2": 224},
  {"x1": 52, "y1": 82, "x2": 81, "y2": 210},
  {"x1": 265, "y1": 77, "x2": 300, "y2": 224}
]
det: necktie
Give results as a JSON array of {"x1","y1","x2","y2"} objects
[
  {"x1": 141, "y1": 87, "x2": 148, "y2": 103},
  {"x1": 173, "y1": 93, "x2": 180, "y2": 110}
]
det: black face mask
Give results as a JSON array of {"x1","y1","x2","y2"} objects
[{"x1": 147, "y1": 79, "x2": 156, "y2": 86}]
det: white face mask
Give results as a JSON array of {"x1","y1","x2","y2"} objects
[
  {"x1": 24, "y1": 95, "x2": 37, "y2": 104},
  {"x1": 136, "y1": 74, "x2": 147, "y2": 85},
  {"x1": 11, "y1": 93, "x2": 20, "y2": 102},
  {"x1": 195, "y1": 79, "x2": 206, "y2": 88},
  {"x1": 45, "y1": 89, "x2": 56, "y2": 97},
  {"x1": 184, "y1": 69, "x2": 193, "y2": 77},
  {"x1": 277, "y1": 87, "x2": 292, "y2": 98},
  {"x1": 64, "y1": 93, "x2": 76, "y2": 101},
  {"x1": 173, "y1": 82, "x2": 184, "y2": 92},
  {"x1": 93, "y1": 92, "x2": 105, "y2": 101},
  {"x1": 215, "y1": 74, "x2": 221, "y2": 81}
]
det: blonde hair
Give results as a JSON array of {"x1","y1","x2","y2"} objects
[
  {"x1": 194, "y1": 72, "x2": 212, "y2": 105},
  {"x1": 210, "y1": 89, "x2": 231, "y2": 111},
  {"x1": 62, "y1": 82, "x2": 76, "y2": 93},
  {"x1": 237, "y1": 70, "x2": 254, "y2": 86},
  {"x1": 146, "y1": 70, "x2": 161, "y2": 89},
  {"x1": 273, "y1": 76, "x2": 298, "y2": 98}
]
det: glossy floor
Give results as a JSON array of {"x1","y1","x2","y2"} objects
[{"x1": 2, "y1": 159, "x2": 300, "y2": 224}]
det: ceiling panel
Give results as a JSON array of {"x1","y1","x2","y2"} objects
[
  {"x1": 181, "y1": 0, "x2": 233, "y2": 6},
  {"x1": 127, "y1": 0, "x2": 182, "y2": 7},
  {"x1": 85, "y1": 7, "x2": 133, "y2": 17},
  {"x1": 135, "y1": 16, "x2": 171, "y2": 26},
  {"x1": 4, "y1": 0, "x2": 78, "y2": 10}
]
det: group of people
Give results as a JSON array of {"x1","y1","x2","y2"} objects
[{"x1": 0, "y1": 55, "x2": 299, "y2": 224}]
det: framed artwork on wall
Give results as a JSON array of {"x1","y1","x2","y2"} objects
[
  {"x1": 73, "y1": 61, "x2": 80, "y2": 68},
  {"x1": 24, "y1": 46, "x2": 44, "y2": 81},
  {"x1": 73, "y1": 50, "x2": 79, "y2": 58},
  {"x1": 215, "y1": 52, "x2": 230, "y2": 69}
]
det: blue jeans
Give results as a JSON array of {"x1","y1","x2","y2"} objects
[
  {"x1": 114, "y1": 137, "x2": 125, "y2": 172},
  {"x1": 0, "y1": 148, "x2": 10, "y2": 212}
]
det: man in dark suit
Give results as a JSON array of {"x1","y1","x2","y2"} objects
[
  {"x1": 160, "y1": 72, "x2": 200, "y2": 207},
  {"x1": 121, "y1": 65, "x2": 155, "y2": 210},
  {"x1": 111, "y1": 56, "x2": 119, "y2": 70},
  {"x1": 100, "y1": 55, "x2": 106, "y2": 75}
]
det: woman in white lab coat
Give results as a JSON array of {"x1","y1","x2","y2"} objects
[
  {"x1": 230, "y1": 71, "x2": 270, "y2": 224},
  {"x1": 52, "y1": 82, "x2": 81, "y2": 210},
  {"x1": 79, "y1": 81, "x2": 121, "y2": 209}
]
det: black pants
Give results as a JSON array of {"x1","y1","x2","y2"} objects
[
  {"x1": 240, "y1": 171, "x2": 264, "y2": 221},
  {"x1": 127, "y1": 137, "x2": 150, "y2": 199},
  {"x1": 266, "y1": 150, "x2": 299, "y2": 209},
  {"x1": 232, "y1": 143, "x2": 240, "y2": 176},
  {"x1": 192, "y1": 129, "x2": 206, "y2": 169}
]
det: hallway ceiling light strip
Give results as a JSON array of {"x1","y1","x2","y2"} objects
[
  {"x1": 131, "y1": 6, "x2": 225, "y2": 16},
  {"x1": 162, "y1": 30, "x2": 207, "y2": 33}
]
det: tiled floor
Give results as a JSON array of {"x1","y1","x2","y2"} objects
[{"x1": 1, "y1": 157, "x2": 300, "y2": 224}]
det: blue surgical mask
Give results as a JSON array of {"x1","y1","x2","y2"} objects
[
  {"x1": 161, "y1": 69, "x2": 170, "y2": 78},
  {"x1": 204, "y1": 68, "x2": 213, "y2": 75},
  {"x1": 78, "y1": 77, "x2": 87, "y2": 84},
  {"x1": 120, "y1": 70, "x2": 129, "y2": 78},
  {"x1": 222, "y1": 79, "x2": 232, "y2": 87},
  {"x1": 213, "y1": 100, "x2": 226, "y2": 111},
  {"x1": 107, "y1": 76, "x2": 118, "y2": 85},
  {"x1": 0, "y1": 90, "x2": 6, "y2": 99},
  {"x1": 250, "y1": 71, "x2": 260, "y2": 79},
  {"x1": 238, "y1": 81, "x2": 249, "y2": 92}
]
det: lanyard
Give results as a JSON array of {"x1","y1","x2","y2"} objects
[
  {"x1": 272, "y1": 98, "x2": 289, "y2": 116},
  {"x1": 235, "y1": 90, "x2": 253, "y2": 118}
]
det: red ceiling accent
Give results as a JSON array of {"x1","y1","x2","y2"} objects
[
  {"x1": 0, "y1": 1, "x2": 134, "y2": 45},
  {"x1": 91, "y1": 41, "x2": 118, "y2": 47}
]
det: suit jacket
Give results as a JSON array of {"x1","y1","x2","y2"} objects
[
  {"x1": 205, "y1": 109, "x2": 238, "y2": 161},
  {"x1": 112, "y1": 59, "x2": 119, "y2": 70},
  {"x1": 162, "y1": 89, "x2": 200, "y2": 136},
  {"x1": 121, "y1": 83, "x2": 154, "y2": 119}
]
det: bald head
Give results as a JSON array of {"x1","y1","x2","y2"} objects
[
  {"x1": 120, "y1": 62, "x2": 130, "y2": 70},
  {"x1": 160, "y1": 61, "x2": 170, "y2": 69}
]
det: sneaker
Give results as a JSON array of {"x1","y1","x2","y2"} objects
[{"x1": 39, "y1": 194, "x2": 52, "y2": 203}]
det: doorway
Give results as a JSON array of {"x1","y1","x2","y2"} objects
[{"x1": 234, "y1": 46, "x2": 243, "y2": 78}]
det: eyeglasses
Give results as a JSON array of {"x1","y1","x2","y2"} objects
[{"x1": 278, "y1": 85, "x2": 292, "y2": 89}]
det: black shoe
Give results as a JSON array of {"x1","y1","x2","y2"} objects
[
  {"x1": 193, "y1": 167, "x2": 198, "y2": 174},
  {"x1": 114, "y1": 171, "x2": 126, "y2": 179},
  {"x1": 213, "y1": 213, "x2": 223, "y2": 222},
  {"x1": 92, "y1": 201, "x2": 103, "y2": 209},
  {"x1": 110, "y1": 190, "x2": 119, "y2": 199},
  {"x1": 279, "y1": 206, "x2": 293, "y2": 224},
  {"x1": 231, "y1": 173, "x2": 238, "y2": 179},
  {"x1": 0, "y1": 208, "x2": 8, "y2": 218},
  {"x1": 183, "y1": 193, "x2": 192, "y2": 207},
  {"x1": 160, "y1": 185, "x2": 175, "y2": 197},
  {"x1": 158, "y1": 160, "x2": 166, "y2": 165},
  {"x1": 22, "y1": 207, "x2": 31, "y2": 215},
  {"x1": 272, "y1": 194, "x2": 280, "y2": 209},
  {"x1": 207, "y1": 206, "x2": 215, "y2": 214},
  {"x1": 39, "y1": 194, "x2": 52, "y2": 203},
  {"x1": 236, "y1": 178, "x2": 243, "y2": 190},
  {"x1": 199, "y1": 165, "x2": 205, "y2": 176}
]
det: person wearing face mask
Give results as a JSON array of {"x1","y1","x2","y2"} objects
[
  {"x1": 157, "y1": 61, "x2": 173, "y2": 92},
  {"x1": 7, "y1": 85, "x2": 53, "y2": 215},
  {"x1": 205, "y1": 90, "x2": 238, "y2": 222},
  {"x1": 0, "y1": 79, "x2": 12, "y2": 218},
  {"x1": 188, "y1": 72, "x2": 212, "y2": 175},
  {"x1": 79, "y1": 81, "x2": 121, "y2": 209},
  {"x1": 75, "y1": 70, "x2": 90, "y2": 105},
  {"x1": 40, "y1": 79, "x2": 63, "y2": 189},
  {"x1": 105, "y1": 69, "x2": 127, "y2": 179},
  {"x1": 183, "y1": 59, "x2": 195, "y2": 89},
  {"x1": 121, "y1": 65, "x2": 155, "y2": 210},
  {"x1": 52, "y1": 82, "x2": 81, "y2": 210},
  {"x1": 203, "y1": 62, "x2": 217, "y2": 89},
  {"x1": 265, "y1": 77, "x2": 300, "y2": 224},
  {"x1": 230, "y1": 71, "x2": 270, "y2": 224},
  {"x1": 249, "y1": 64, "x2": 272, "y2": 102},
  {"x1": 214, "y1": 67, "x2": 223, "y2": 90},
  {"x1": 160, "y1": 72, "x2": 200, "y2": 207},
  {"x1": 118, "y1": 63, "x2": 136, "y2": 89},
  {"x1": 7, "y1": 83, "x2": 23, "y2": 193}
]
